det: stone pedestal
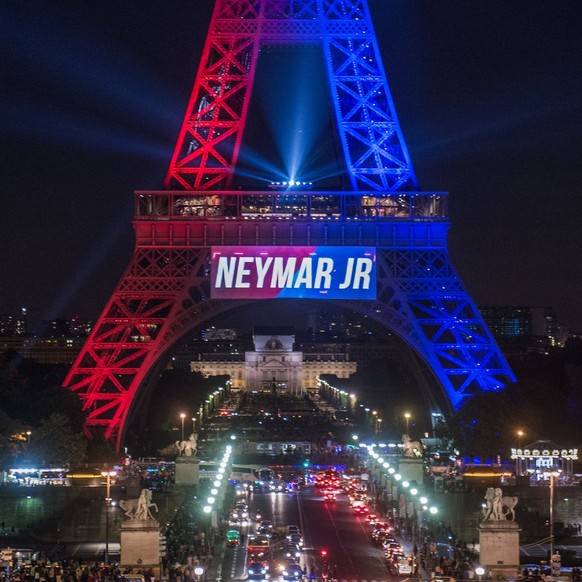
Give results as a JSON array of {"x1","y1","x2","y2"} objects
[
  {"x1": 120, "y1": 520, "x2": 160, "y2": 574},
  {"x1": 479, "y1": 520, "x2": 521, "y2": 580},
  {"x1": 175, "y1": 456, "x2": 200, "y2": 486},
  {"x1": 397, "y1": 457, "x2": 424, "y2": 486}
]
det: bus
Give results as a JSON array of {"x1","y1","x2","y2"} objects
[{"x1": 0, "y1": 548, "x2": 38, "y2": 568}]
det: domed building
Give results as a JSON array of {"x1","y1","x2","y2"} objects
[{"x1": 190, "y1": 326, "x2": 356, "y2": 394}]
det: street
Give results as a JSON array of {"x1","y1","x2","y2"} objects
[{"x1": 220, "y1": 480, "x2": 403, "y2": 582}]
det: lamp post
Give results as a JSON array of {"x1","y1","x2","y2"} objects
[
  {"x1": 404, "y1": 412, "x2": 411, "y2": 434},
  {"x1": 25, "y1": 431, "x2": 32, "y2": 445},
  {"x1": 101, "y1": 469, "x2": 117, "y2": 565},
  {"x1": 179, "y1": 412, "x2": 186, "y2": 441},
  {"x1": 193, "y1": 566, "x2": 204, "y2": 581},
  {"x1": 549, "y1": 470, "x2": 561, "y2": 573},
  {"x1": 517, "y1": 430, "x2": 524, "y2": 448},
  {"x1": 349, "y1": 393, "x2": 356, "y2": 415}
]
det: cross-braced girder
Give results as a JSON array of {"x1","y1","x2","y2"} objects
[
  {"x1": 165, "y1": 0, "x2": 416, "y2": 192},
  {"x1": 64, "y1": 221, "x2": 515, "y2": 448}
]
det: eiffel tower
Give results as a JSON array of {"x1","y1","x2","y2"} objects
[{"x1": 64, "y1": 0, "x2": 515, "y2": 449}]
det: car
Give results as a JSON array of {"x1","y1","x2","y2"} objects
[
  {"x1": 288, "y1": 533, "x2": 304, "y2": 549},
  {"x1": 269, "y1": 480, "x2": 285, "y2": 492},
  {"x1": 247, "y1": 560, "x2": 269, "y2": 580},
  {"x1": 280, "y1": 560, "x2": 303, "y2": 580},
  {"x1": 285, "y1": 482, "x2": 299, "y2": 493},
  {"x1": 257, "y1": 525, "x2": 273, "y2": 537},
  {"x1": 229, "y1": 516, "x2": 245, "y2": 526},
  {"x1": 365, "y1": 513, "x2": 380, "y2": 524},
  {"x1": 323, "y1": 493, "x2": 336, "y2": 502},
  {"x1": 372, "y1": 530, "x2": 394, "y2": 545},
  {"x1": 283, "y1": 550, "x2": 302, "y2": 561},
  {"x1": 391, "y1": 556, "x2": 414, "y2": 575},
  {"x1": 353, "y1": 504, "x2": 369, "y2": 515},
  {"x1": 225, "y1": 529, "x2": 240, "y2": 547},
  {"x1": 286, "y1": 525, "x2": 301, "y2": 539},
  {"x1": 383, "y1": 541, "x2": 402, "y2": 553}
]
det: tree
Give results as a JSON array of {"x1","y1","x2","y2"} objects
[
  {"x1": 29, "y1": 413, "x2": 87, "y2": 466},
  {"x1": 449, "y1": 376, "x2": 570, "y2": 460},
  {"x1": 0, "y1": 409, "x2": 23, "y2": 467}
]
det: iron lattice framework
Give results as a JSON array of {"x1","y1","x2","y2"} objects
[
  {"x1": 64, "y1": 0, "x2": 515, "y2": 449},
  {"x1": 165, "y1": 0, "x2": 417, "y2": 192}
]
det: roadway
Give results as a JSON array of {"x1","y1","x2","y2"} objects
[{"x1": 220, "y1": 483, "x2": 403, "y2": 582}]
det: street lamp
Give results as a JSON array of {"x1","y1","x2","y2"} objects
[
  {"x1": 404, "y1": 412, "x2": 411, "y2": 434},
  {"x1": 101, "y1": 469, "x2": 117, "y2": 565},
  {"x1": 549, "y1": 470, "x2": 561, "y2": 570},
  {"x1": 25, "y1": 431, "x2": 32, "y2": 445},
  {"x1": 179, "y1": 412, "x2": 186, "y2": 441},
  {"x1": 517, "y1": 430, "x2": 524, "y2": 448},
  {"x1": 194, "y1": 566, "x2": 204, "y2": 581}
]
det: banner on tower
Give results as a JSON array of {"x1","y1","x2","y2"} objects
[{"x1": 210, "y1": 246, "x2": 376, "y2": 300}]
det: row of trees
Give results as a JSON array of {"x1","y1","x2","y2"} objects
[
  {"x1": 326, "y1": 338, "x2": 582, "y2": 461},
  {"x1": 449, "y1": 339, "x2": 582, "y2": 459},
  {"x1": 0, "y1": 354, "x2": 89, "y2": 468}
]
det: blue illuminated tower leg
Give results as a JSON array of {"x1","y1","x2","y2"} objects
[{"x1": 373, "y1": 247, "x2": 516, "y2": 410}]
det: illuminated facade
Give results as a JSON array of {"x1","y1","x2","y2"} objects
[
  {"x1": 64, "y1": 0, "x2": 514, "y2": 449},
  {"x1": 191, "y1": 328, "x2": 356, "y2": 392},
  {"x1": 511, "y1": 440, "x2": 578, "y2": 480}
]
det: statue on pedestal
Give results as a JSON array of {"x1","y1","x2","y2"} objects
[
  {"x1": 176, "y1": 432, "x2": 197, "y2": 457},
  {"x1": 401, "y1": 434, "x2": 423, "y2": 458},
  {"x1": 119, "y1": 489, "x2": 159, "y2": 521},
  {"x1": 482, "y1": 487, "x2": 518, "y2": 521}
]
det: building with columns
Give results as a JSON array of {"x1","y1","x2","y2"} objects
[{"x1": 190, "y1": 327, "x2": 356, "y2": 393}]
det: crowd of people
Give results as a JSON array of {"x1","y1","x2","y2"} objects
[{"x1": 0, "y1": 559, "x2": 153, "y2": 582}]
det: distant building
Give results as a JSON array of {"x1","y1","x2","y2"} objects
[
  {"x1": 479, "y1": 305, "x2": 563, "y2": 349},
  {"x1": 0, "y1": 336, "x2": 86, "y2": 364},
  {"x1": 190, "y1": 326, "x2": 356, "y2": 393},
  {"x1": 201, "y1": 327, "x2": 237, "y2": 341},
  {"x1": 306, "y1": 308, "x2": 386, "y2": 341}
]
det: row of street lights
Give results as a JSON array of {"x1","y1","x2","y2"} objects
[
  {"x1": 178, "y1": 386, "x2": 230, "y2": 440},
  {"x1": 203, "y1": 444, "x2": 233, "y2": 516},
  {"x1": 367, "y1": 447, "x2": 438, "y2": 520},
  {"x1": 318, "y1": 379, "x2": 417, "y2": 438},
  {"x1": 367, "y1": 447, "x2": 440, "y2": 566}
]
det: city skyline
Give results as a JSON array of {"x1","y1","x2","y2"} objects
[{"x1": 2, "y1": 1, "x2": 582, "y2": 330}]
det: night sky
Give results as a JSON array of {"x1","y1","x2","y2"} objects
[{"x1": 2, "y1": 1, "x2": 582, "y2": 332}]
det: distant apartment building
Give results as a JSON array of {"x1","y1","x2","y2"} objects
[
  {"x1": 479, "y1": 305, "x2": 566, "y2": 350},
  {"x1": 0, "y1": 335, "x2": 87, "y2": 364}
]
